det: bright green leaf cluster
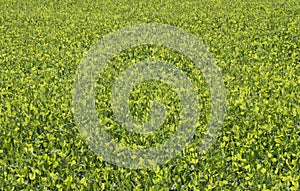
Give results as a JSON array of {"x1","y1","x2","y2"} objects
[{"x1": 0, "y1": 0, "x2": 299, "y2": 190}]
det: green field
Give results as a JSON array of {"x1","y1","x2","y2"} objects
[{"x1": 1, "y1": 0, "x2": 299, "y2": 190}]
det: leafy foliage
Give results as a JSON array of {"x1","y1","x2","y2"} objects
[{"x1": 0, "y1": 0, "x2": 299, "y2": 190}]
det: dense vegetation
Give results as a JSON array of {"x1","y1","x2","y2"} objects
[{"x1": 1, "y1": 0, "x2": 299, "y2": 190}]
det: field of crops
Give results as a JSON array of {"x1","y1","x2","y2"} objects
[{"x1": 1, "y1": 0, "x2": 299, "y2": 190}]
